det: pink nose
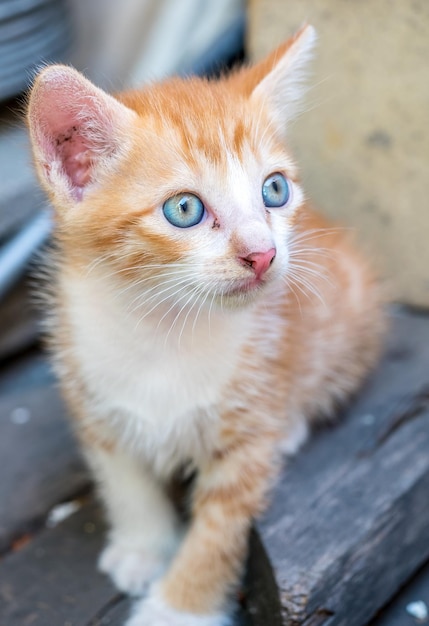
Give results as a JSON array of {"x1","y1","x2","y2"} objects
[{"x1": 239, "y1": 248, "x2": 276, "y2": 279}]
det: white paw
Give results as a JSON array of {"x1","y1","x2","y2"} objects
[
  {"x1": 98, "y1": 542, "x2": 166, "y2": 596},
  {"x1": 125, "y1": 587, "x2": 233, "y2": 626}
]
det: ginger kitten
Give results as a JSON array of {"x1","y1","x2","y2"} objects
[{"x1": 27, "y1": 25, "x2": 383, "y2": 626}]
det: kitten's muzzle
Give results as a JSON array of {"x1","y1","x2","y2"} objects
[{"x1": 238, "y1": 248, "x2": 276, "y2": 280}]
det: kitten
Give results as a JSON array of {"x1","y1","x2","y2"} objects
[{"x1": 27, "y1": 25, "x2": 383, "y2": 626}]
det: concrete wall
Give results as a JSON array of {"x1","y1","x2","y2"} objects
[{"x1": 248, "y1": 0, "x2": 429, "y2": 307}]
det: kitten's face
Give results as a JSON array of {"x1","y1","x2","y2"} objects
[
  {"x1": 27, "y1": 27, "x2": 315, "y2": 311},
  {"x1": 103, "y1": 83, "x2": 304, "y2": 308}
]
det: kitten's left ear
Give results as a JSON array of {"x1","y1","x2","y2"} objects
[
  {"x1": 237, "y1": 25, "x2": 317, "y2": 132},
  {"x1": 27, "y1": 65, "x2": 137, "y2": 206}
]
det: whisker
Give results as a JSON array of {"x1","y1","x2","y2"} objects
[
  {"x1": 110, "y1": 270, "x2": 195, "y2": 302},
  {"x1": 178, "y1": 286, "x2": 206, "y2": 347},
  {"x1": 132, "y1": 281, "x2": 191, "y2": 327},
  {"x1": 289, "y1": 262, "x2": 334, "y2": 288},
  {"x1": 89, "y1": 262, "x2": 199, "y2": 284},
  {"x1": 285, "y1": 278, "x2": 303, "y2": 317},
  {"x1": 289, "y1": 246, "x2": 337, "y2": 260},
  {"x1": 128, "y1": 278, "x2": 190, "y2": 315},
  {"x1": 192, "y1": 288, "x2": 211, "y2": 337},
  {"x1": 154, "y1": 282, "x2": 200, "y2": 333},
  {"x1": 163, "y1": 287, "x2": 201, "y2": 348},
  {"x1": 289, "y1": 226, "x2": 349, "y2": 245},
  {"x1": 285, "y1": 270, "x2": 327, "y2": 310},
  {"x1": 207, "y1": 288, "x2": 217, "y2": 337}
]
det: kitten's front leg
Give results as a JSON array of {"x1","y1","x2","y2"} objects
[
  {"x1": 87, "y1": 445, "x2": 181, "y2": 596},
  {"x1": 126, "y1": 437, "x2": 276, "y2": 625}
]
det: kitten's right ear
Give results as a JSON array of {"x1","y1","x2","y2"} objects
[
  {"x1": 27, "y1": 65, "x2": 137, "y2": 205},
  {"x1": 232, "y1": 25, "x2": 316, "y2": 134}
]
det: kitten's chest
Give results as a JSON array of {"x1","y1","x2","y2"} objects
[{"x1": 62, "y1": 275, "x2": 250, "y2": 473}]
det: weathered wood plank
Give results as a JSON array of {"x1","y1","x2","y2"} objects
[
  {"x1": 0, "y1": 352, "x2": 89, "y2": 553},
  {"x1": 369, "y1": 559, "x2": 429, "y2": 625},
  {"x1": 0, "y1": 501, "x2": 125, "y2": 626},
  {"x1": 249, "y1": 309, "x2": 429, "y2": 626}
]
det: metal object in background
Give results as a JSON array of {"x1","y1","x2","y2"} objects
[{"x1": 0, "y1": 209, "x2": 51, "y2": 300}]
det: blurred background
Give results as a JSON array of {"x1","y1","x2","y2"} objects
[{"x1": 0, "y1": 0, "x2": 428, "y2": 361}]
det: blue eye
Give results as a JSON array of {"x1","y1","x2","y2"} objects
[
  {"x1": 262, "y1": 173, "x2": 290, "y2": 208},
  {"x1": 162, "y1": 193, "x2": 205, "y2": 228}
]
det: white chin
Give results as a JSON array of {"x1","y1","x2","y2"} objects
[{"x1": 216, "y1": 286, "x2": 262, "y2": 309}]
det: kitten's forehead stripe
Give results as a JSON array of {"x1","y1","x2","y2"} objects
[
  {"x1": 232, "y1": 120, "x2": 246, "y2": 158},
  {"x1": 194, "y1": 128, "x2": 223, "y2": 165},
  {"x1": 122, "y1": 78, "x2": 292, "y2": 175}
]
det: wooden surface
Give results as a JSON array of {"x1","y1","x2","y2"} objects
[
  {"x1": 0, "y1": 350, "x2": 89, "y2": 554},
  {"x1": 1, "y1": 309, "x2": 429, "y2": 625},
  {"x1": 370, "y1": 561, "x2": 429, "y2": 626}
]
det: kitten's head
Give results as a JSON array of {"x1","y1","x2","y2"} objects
[{"x1": 27, "y1": 26, "x2": 315, "y2": 311}]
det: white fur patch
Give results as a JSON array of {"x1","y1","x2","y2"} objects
[
  {"x1": 64, "y1": 270, "x2": 253, "y2": 476},
  {"x1": 98, "y1": 542, "x2": 165, "y2": 596},
  {"x1": 89, "y1": 448, "x2": 182, "y2": 594},
  {"x1": 126, "y1": 587, "x2": 233, "y2": 626}
]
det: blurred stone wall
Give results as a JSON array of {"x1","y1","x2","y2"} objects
[{"x1": 248, "y1": 0, "x2": 429, "y2": 307}]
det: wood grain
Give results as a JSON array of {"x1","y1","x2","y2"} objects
[
  {"x1": 369, "y1": 559, "x2": 429, "y2": 625},
  {"x1": 0, "y1": 353, "x2": 89, "y2": 554},
  {"x1": 0, "y1": 502, "x2": 126, "y2": 626}
]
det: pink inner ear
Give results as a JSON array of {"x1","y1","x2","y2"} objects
[
  {"x1": 31, "y1": 67, "x2": 117, "y2": 201},
  {"x1": 53, "y1": 125, "x2": 92, "y2": 192}
]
